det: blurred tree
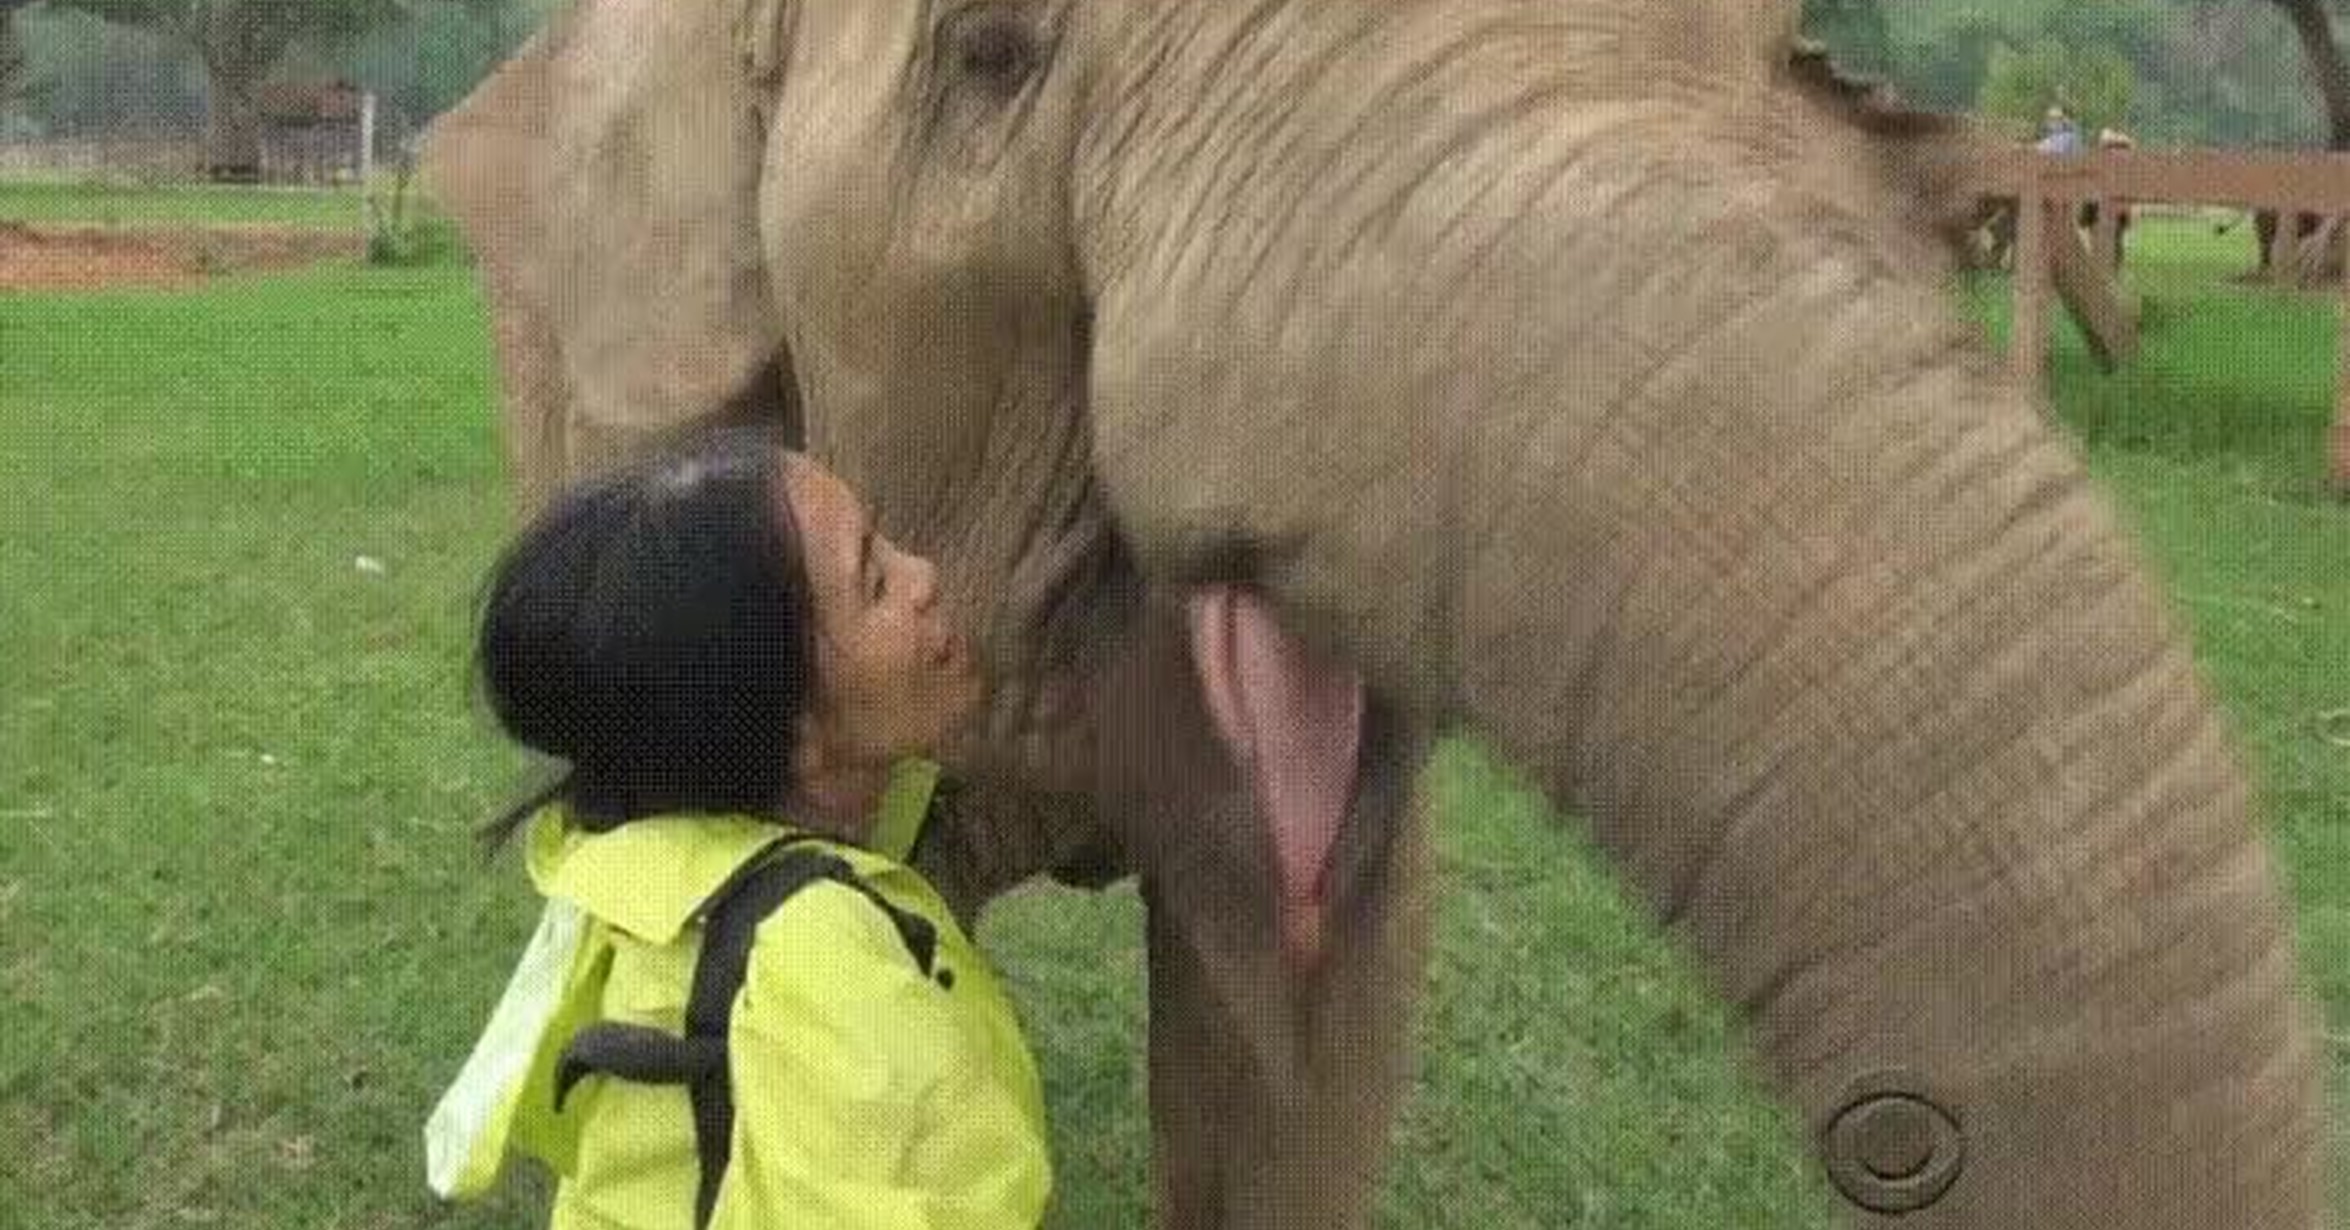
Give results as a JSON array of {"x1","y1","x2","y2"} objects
[
  {"x1": 2151, "y1": 1, "x2": 2319, "y2": 144},
  {"x1": 1897, "y1": 10, "x2": 2010, "y2": 111},
  {"x1": 25, "y1": 0, "x2": 503, "y2": 177},
  {"x1": 2267, "y1": 0, "x2": 2350, "y2": 147},
  {"x1": 1868, "y1": 1, "x2": 2319, "y2": 148},
  {"x1": 2251, "y1": 0, "x2": 2348, "y2": 283},
  {"x1": 1800, "y1": 0, "x2": 1895, "y2": 78},
  {"x1": 1978, "y1": 38, "x2": 2139, "y2": 137},
  {"x1": 2041, "y1": 3, "x2": 2165, "y2": 75},
  {"x1": 329, "y1": 0, "x2": 537, "y2": 139},
  {"x1": 6, "y1": 5, "x2": 203, "y2": 138},
  {"x1": 1, "y1": 7, "x2": 25, "y2": 108}
]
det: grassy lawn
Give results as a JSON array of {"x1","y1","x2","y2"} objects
[
  {"x1": 0, "y1": 179, "x2": 370, "y2": 230},
  {"x1": 1, "y1": 196, "x2": 2343, "y2": 1228}
]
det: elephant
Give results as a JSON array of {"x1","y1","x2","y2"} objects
[{"x1": 422, "y1": 1, "x2": 2331, "y2": 1226}]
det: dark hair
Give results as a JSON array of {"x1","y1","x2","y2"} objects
[{"x1": 474, "y1": 425, "x2": 818, "y2": 850}]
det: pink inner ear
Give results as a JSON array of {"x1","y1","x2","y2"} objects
[{"x1": 1185, "y1": 585, "x2": 1365, "y2": 950}]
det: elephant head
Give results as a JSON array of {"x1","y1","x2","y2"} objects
[{"x1": 426, "y1": 1, "x2": 2330, "y2": 1226}]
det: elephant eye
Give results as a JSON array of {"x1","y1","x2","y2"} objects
[{"x1": 943, "y1": 6, "x2": 1041, "y2": 96}]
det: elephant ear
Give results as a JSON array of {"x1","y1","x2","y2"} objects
[
  {"x1": 422, "y1": 0, "x2": 792, "y2": 511},
  {"x1": 1774, "y1": 39, "x2": 2009, "y2": 269}
]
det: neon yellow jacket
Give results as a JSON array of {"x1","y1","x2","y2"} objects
[{"x1": 426, "y1": 762, "x2": 1052, "y2": 1229}]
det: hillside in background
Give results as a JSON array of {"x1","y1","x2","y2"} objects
[
  {"x1": 0, "y1": 0, "x2": 2334, "y2": 152},
  {"x1": 0, "y1": 0, "x2": 554, "y2": 143},
  {"x1": 1805, "y1": 0, "x2": 2326, "y2": 147}
]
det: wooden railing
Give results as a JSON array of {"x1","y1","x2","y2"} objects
[{"x1": 1981, "y1": 148, "x2": 2350, "y2": 491}]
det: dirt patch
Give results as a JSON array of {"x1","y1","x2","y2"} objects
[{"x1": 0, "y1": 222, "x2": 364, "y2": 291}]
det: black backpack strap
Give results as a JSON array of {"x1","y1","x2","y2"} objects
[
  {"x1": 585, "y1": 838, "x2": 947, "y2": 1229},
  {"x1": 553, "y1": 1024, "x2": 724, "y2": 1112},
  {"x1": 677, "y1": 843, "x2": 845, "y2": 1228}
]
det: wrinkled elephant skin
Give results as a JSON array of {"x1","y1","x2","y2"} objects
[{"x1": 423, "y1": 1, "x2": 2329, "y2": 1226}]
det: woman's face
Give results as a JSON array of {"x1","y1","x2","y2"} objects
[{"x1": 779, "y1": 453, "x2": 981, "y2": 769}]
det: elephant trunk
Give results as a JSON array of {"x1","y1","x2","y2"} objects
[
  {"x1": 1444, "y1": 239, "x2": 2328, "y2": 1228},
  {"x1": 1079, "y1": 16, "x2": 2326, "y2": 1226}
]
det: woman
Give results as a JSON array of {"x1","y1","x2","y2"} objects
[{"x1": 425, "y1": 425, "x2": 1051, "y2": 1229}]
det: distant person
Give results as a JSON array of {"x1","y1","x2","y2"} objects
[
  {"x1": 425, "y1": 426, "x2": 1052, "y2": 1229},
  {"x1": 2035, "y1": 106, "x2": 2083, "y2": 157},
  {"x1": 1993, "y1": 105, "x2": 2084, "y2": 271}
]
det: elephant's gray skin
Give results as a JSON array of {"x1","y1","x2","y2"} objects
[{"x1": 424, "y1": 1, "x2": 2329, "y2": 1226}]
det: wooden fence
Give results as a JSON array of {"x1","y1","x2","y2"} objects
[
  {"x1": 1981, "y1": 148, "x2": 2350, "y2": 491},
  {"x1": 0, "y1": 137, "x2": 205, "y2": 182}
]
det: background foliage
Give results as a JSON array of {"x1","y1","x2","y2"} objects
[
  {"x1": 1975, "y1": 39, "x2": 2141, "y2": 136},
  {"x1": 0, "y1": 0, "x2": 2334, "y2": 151},
  {"x1": 0, "y1": 0, "x2": 547, "y2": 144},
  {"x1": 1798, "y1": 0, "x2": 2332, "y2": 146}
]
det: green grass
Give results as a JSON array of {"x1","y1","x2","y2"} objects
[
  {"x1": 0, "y1": 179, "x2": 369, "y2": 229},
  {"x1": 2, "y1": 193, "x2": 2344, "y2": 1227}
]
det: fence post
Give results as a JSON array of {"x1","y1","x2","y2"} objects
[
  {"x1": 360, "y1": 93, "x2": 377, "y2": 188},
  {"x1": 2273, "y1": 211, "x2": 2303, "y2": 275},
  {"x1": 2011, "y1": 162, "x2": 2051, "y2": 404}
]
